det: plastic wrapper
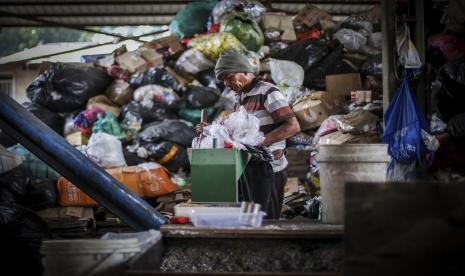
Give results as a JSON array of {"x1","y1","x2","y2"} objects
[
  {"x1": 288, "y1": 132, "x2": 314, "y2": 146},
  {"x1": 130, "y1": 66, "x2": 184, "y2": 93},
  {"x1": 136, "y1": 162, "x2": 179, "y2": 197},
  {"x1": 26, "y1": 63, "x2": 112, "y2": 112},
  {"x1": 0, "y1": 145, "x2": 24, "y2": 175},
  {"x1": 223, "y1": 106, "x2": 265, "y2": 146},
  {"x1": 269, "y1": 59, "x2": 304, "y2": 87},
  {"x1": 368, "y1": 32, "x2": 382, "y2": 49},
  {"x1": 104, "y1": 79, "x2": 134, "y2": 107},
  {"x1": 219, "y1": 12, "x2": 264, "y2": 52},
  {"x1": 137, "y1": 119, "x2": 196, "y2": 147},
  {"x1": 396, "y1": 24, "x2": 422, "y2": 68},
  {"x1": 312, "y1": 116, "x2": 339, "y2": 145},
  {"x1": 333, "y1": 28, "x2": 367, "y2": 52},
  {"x1": 92, "y1": 112, "x2": 127, "y2": 141},
  {"x1": 187, "y1": 32, "x2": 245, "y2": 60},
  {"x1": 87, "y1": 94, "x2": 121, "y2": 117},
  {"x1": 293, "y1": 4, "x2": 335, "y2": 31},
  {"x1": 169, "y1": 0, "x2": 217, "y2": 39},
  {"x1": 430, "y1": 113, "x2": 447, "y2": 134},
  {"x1": 335, "y1": 110, "x2": 378, "y2": 134},
  {"x1": 186, "y1": 85, "x2": 221, "y2": 108},
  {"x1": 106, "y1": 65, "x2": 130, "y2": 81},
  {"x1": 421, "y1": 129, "x2": 440, "y2": 152},
  {"x1": 22, "y1": 102, "x2": 65, "y2": 136},
  {"x1": 7, "y1": 145, "x2": 60, "y2": 180},
  {"x1": 211, "y1": 0, "x2": 266, "y2": 24},
  {"x1": 140, "y1": 142, "x2": 190, "y2": 173},
  {"x1": 74, "y1": 106, "x2": 105, "y2": 136},
  {"x1": 214, "y1": 87, "x2": 236, "y2": 110},
  {"x1": 427, "y1": 34, "x2": 465, "y2": 62},
  {"x1": 133, "y1": 84, "x2": 179, "y2": 107},
  {"x1": 360, "y1": 54, "x2": 382, "y2": 79},
  {"x1": 176, "y1": 48, "x2": 215, "y2": 75},
  {"x1": 63, "y1": 114, "x2": 80, "y2": 137},
  {"x1": 84, "y1": 132, "x2": 127, "y2": 168},
  {"x1": 0, "y1": 205, "x2": 49, "y2": 276}
]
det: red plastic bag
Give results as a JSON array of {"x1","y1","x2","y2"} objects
[{"x1": 427, "y1": 34, "x2": 465, "y2": 62}]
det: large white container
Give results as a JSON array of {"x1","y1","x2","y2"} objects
[
  {"x1": 41, "y1": 230, "x2": 161, "y2": 276},
  {"x1": 318, "y1": 144, "x2": 390, "y2": 224}
]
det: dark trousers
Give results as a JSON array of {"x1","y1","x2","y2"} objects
[{"x1": 239, "y1": 160, "x2": 288, "y2": 219}]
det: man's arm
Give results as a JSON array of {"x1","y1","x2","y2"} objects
[{"x1": 262, "y1": 116, "x2": 301, "y2": 146}]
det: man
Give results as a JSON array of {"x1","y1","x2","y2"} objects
[{"x1": 197, "y1": 48, "x2": 300, "y2": 219}]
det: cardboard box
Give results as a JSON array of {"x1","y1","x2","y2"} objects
[
  {"x1": 325, "y1": 73, "x2": 362, "y2": 98},
  {"x1": 115, "y1": 51, "x2": 147, "y2": 73},
  {"x1": 284, "y1": 177, "x2": 300, "y2": 197},
  {"x1": 351, "y1": 90, "x2": 372, "y2": 104},
  {"x1": 87, "y1": 95, "x2": 121, "y2": 117},
  {"x1": 148, "y1": 35, "x2": 183, "y2": 55},
  {"x1": 261, "y1": 14, "x2": 297, "y2": 41},
  {"x1": 292, "y1": 91, "x2": 344, "y2": 130},
  {"x1": 137, "y1": 47, "x2": 164, "y2": 67}
]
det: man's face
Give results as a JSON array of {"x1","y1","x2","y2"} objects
[{"x1": 221, "y1": 72, "x2": 248, "y2": 93}]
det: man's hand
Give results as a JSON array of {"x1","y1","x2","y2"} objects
[{"x1": 195, "y1": 122, "x2": 210, "y2": 135}]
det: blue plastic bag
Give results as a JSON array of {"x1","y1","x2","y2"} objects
[{"x1": 382, "y1": 70, "x2": 430, "y2": 164}]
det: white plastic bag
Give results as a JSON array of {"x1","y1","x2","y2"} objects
[
  {"x1": 176, "y1": 48, "x2": 215, "y2": 75},
  {"x1": 223, "y1": 106, "x2": 265, "y2": 146},
  {"x1": 0, "y1": 145, "x2": 24, "y2": 174},
  {"x1": 269, "y1": 58, "x2": 304, "y2": 87},
  {"x1": 333, "y1": 28, "x2": 367, "y2": 52},
  {"x1": 86, "y1": 132, "x2": 127, "y2": 168},
  {"x1": 368, "y1": 32, "x2": 382, "y2": 49},
  {"x1": 133, "y1": 84, "x2": 179, "y2": 106},
  {"x1": 396, "y1": 24, "x2": 422, "y2": 68}
]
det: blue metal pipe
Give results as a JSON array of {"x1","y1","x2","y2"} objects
[{"x1": 0, "y1": 93, "x2": 167, "y2": 230}]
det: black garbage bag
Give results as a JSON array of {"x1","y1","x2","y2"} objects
[
  {"x1": 196, "y1": 68, "x2": 225, "y2": 91},
  {"x1": 143, "y1": 141, "x2": 190, "y2": 172},
  {"x1": 0, "y1": 129, "x2": 17, "y2": 148},
  {"x1": 130, "y1": 66, "x2": 183, "y2": 93},
  {"x1": 273, "y1": 38, "x2": 334, "y2": 71},
  {"x1": 186, "y1": 85, "x2": 221, "y2": 108},
  {"x1": 448, "y1": 113, "x2": 465, "y2": 139},
  {"x1": 303, "y1": 45, "x2": 356, "y2": 90},
  {"x1": 137, "y1": 119, "x2": 196, "y2": 147},
  {"x1": 360, "y1": 54, "x2": 382, "y2": 80},
  {"x1": 0, "y1": 168, "x2": 29, "y2": 205},
  {"x1": 22, "y1": 102, "x2": 65, "y2": 136},
  {"x1": 26, "y1": 179, "x2": 57, "y2": 211},
  {"x1": 123, "y1": 148, "x2": 148, "y2": 166},
  {"x1": 121, "y1": 100, "x2": 178, "y2": 126},
  {"x1": 433, "y1": 59, "x2": 465, "y2": 121},
  {"x1": 0, "y1": 204, "x2": 50, "y2": 276},
  {"x1": 26, "y1": 63, "x2": 112, "y2": 112}
]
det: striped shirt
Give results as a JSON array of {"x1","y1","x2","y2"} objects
[{"x1": 234, "y1": 79, "x2": 295, "y2": 172}]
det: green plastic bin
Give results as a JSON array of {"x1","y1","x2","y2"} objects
[{"x1": 190, "y1": 149, "x2": 250, "y2": 203}]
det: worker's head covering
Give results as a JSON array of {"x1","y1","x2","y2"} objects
[{"x1": 214, "y1": 48, "x2": 260, "y2": 80}]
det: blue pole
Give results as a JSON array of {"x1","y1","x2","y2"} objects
[{"x1": 0, "y1": 93, "x2": 167, "y2": 230}]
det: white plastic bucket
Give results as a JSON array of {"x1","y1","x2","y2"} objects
[
  {"x1": 41, "y1": 230, "x2": 161, "y2": 276},
  {"x1": 318, "y1": 144, "x2": 390, "y2": 224}
]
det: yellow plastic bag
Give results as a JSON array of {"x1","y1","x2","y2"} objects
[{"x1": 187, "y1": 32, "x2": 245, "y2": 60}]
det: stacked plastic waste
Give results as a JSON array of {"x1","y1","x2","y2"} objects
[{"x1": 1, "y1": 1, "x2": 391, "y2": 222}]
